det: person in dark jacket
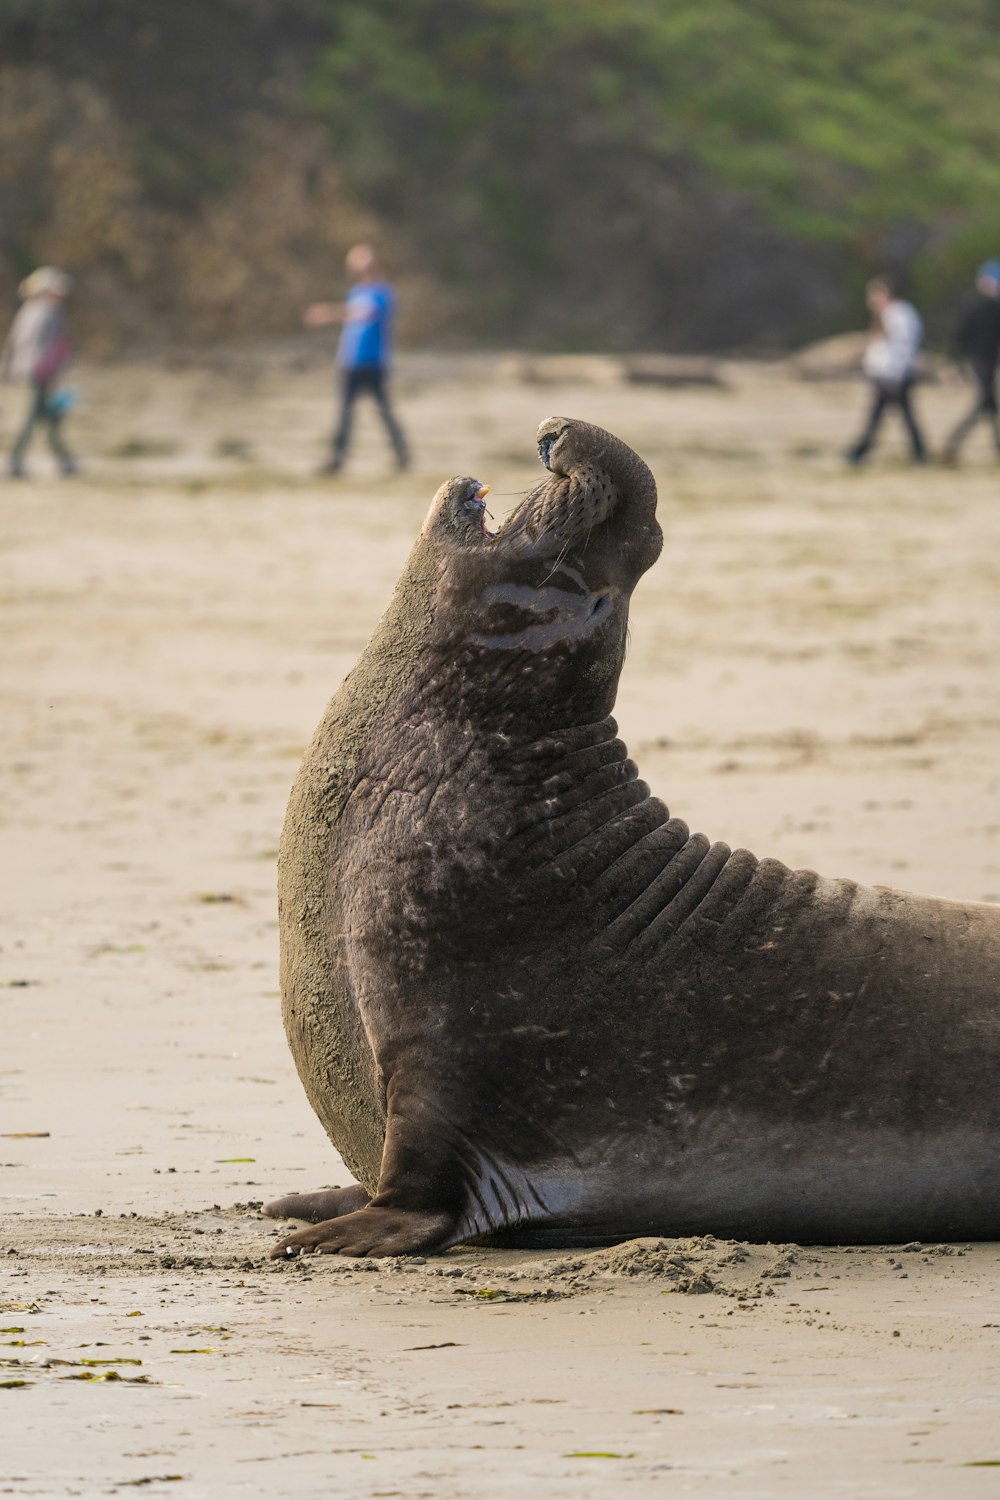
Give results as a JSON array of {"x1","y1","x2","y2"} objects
[{"x1": 942, "y1": 259, "x2": 1000, "y2": 463}]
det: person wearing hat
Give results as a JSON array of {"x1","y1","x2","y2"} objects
[
  {"x1": 942, "y1": 259, "x2": 1000, "y2": 464},
  {"x1": 1, "y1": 266, "x2": 78, "y2": 479}
]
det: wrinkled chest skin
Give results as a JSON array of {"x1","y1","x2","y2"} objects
[{"x1": 274, "y1": 419, "x2": 1000, "y2": 1257}]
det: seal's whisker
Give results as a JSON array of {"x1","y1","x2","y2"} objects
[{"x1": 544, "y1": 538, "x2": 573, "y2": 584}]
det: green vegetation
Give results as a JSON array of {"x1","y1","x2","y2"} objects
[
  {"x1": 310, "y1": 0, "x2": 1000, "y2": 311},
  {"x1": 3, "y1": 0, "x2": 1000, "y2": 347}
]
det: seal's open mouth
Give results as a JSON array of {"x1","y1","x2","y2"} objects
[
  {"x1": 467, "y1": 482, "x2": 494, "y2": 536},
  {"x1": 450, "y1": 417, "x2": 658, "y2": 569}
]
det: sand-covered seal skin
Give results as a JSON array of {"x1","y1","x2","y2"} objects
[{"x1": 268, "y1": 418, "x2": 1000, "y2": 1258}]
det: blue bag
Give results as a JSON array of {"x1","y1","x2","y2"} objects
[{"x1": 46, "y1": 385, "x2": 78, "y2": 418}]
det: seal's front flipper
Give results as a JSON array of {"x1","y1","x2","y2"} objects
[
  {"x1": 263, "y1": 1184, "x2": 370, "y2": 1224},
  {"x1": 270, "y1": 1204, "x2": 455, "y2": 1259},
  {"x1": 270, "y1": 1076, "x2": 470, "y2": 1258}
]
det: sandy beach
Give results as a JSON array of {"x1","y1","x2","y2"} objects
[{"x1": 3, "y1": 352, "x2": 1000, "y2": 1497}]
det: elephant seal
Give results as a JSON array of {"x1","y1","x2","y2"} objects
[{"x1": 268, "y1": 417, "x2": 1000, "y2": 1257}]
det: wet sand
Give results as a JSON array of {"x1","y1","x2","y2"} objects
[{"x1": 3, "y1": 353, "x2": 1000, "y2": 1496}]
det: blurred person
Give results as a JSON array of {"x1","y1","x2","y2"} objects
[
  {"x1": 941, "y1": 258, "x2": 1000, "y2": 464},
  {"x1": 845, "y1": 276, "x2": 927, "y2": 465},
  {"x1": 1, "y1": 266, "x2": 78, "y2": 479},
  {"x1": 304, "y1": 244, "x2": 409, "y2": 475}
]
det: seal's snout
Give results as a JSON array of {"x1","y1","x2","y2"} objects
[{"x1": 499, "y1": 417, "x2": 660, "y2": 578}]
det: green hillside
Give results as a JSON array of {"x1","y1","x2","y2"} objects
[{"x1": 3, "y1": 0, "x2": 1000, "y2": 349}]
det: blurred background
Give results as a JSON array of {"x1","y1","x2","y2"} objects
[{"x1": 4, "y1": 0, "x2": 1000, "y2": 357}]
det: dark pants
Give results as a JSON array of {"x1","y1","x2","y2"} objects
[
  {"x1": 331, "y1": 365, "x2": 408, "y2": 468},
  {"x1": 848, "y1": 376, "x2": 927, "y2": 463},
  {"x1": 944, "y1": 360, "x2": 1000, "y2": 458},
  {"x1": 10, "y1": 379, "x2": 74, "y2": 472}
]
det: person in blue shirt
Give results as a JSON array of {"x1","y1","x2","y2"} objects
[{"x1": 304, "y1": 244, "x2": 409, "y2": 474}]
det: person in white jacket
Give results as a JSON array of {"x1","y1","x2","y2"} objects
[{"x1": 846, "y1": 276, "x2": 928, "y2": 465}]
